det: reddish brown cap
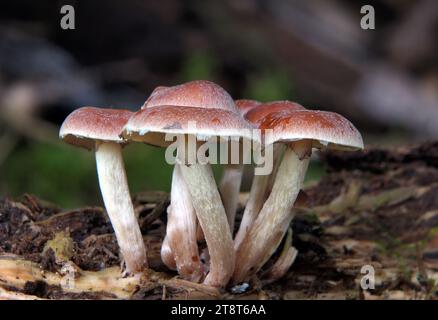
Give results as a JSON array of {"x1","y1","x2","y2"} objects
[
  {"x1": 245, "y1": 101, "x2": 306, "y2": 126},
  {"x1": 59, "y1": 107, "x2": 133, "y2": 150},
  {"x1": 123, "y1": 81, "x2": 255, "y2": 146},
  {"x1": 235, "y1": 99, "x2": 261, "y2": 116},
  {"x1": 260, "y1": 110, "x2": 363, "y2": 150},
  {"x1": 123, "y1": 105, "x2": 254, "y2": 147},
  {"x1": 142, "y1": 80, "x2": 237, "y2": 114},
  {"x1": 142, "y1": 86, "x2": 168, "y2": 107}
]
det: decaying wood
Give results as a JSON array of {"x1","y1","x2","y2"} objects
[
  {"x1": 0, "y1": 256, "x2": 141, "y2": 299},
  {"x1": 0, "y1": 143, "x2": 437, "y2": 299},
  {"x1": 0, "y1": 255, "x2": 224, "y2": 300}
]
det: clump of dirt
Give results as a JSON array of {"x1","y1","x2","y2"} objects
[
  {"x1": 0, "y1": 197, "x2": 117, "y2": 270},
  {"x1": 0, "y1": 142, "x2": 438, "y2": 299}
]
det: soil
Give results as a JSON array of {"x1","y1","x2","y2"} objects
[{"x1": 1, "y1": 142, "x2": 437, "y2": 299}]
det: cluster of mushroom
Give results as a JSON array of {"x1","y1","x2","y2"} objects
[{"x1": 59, "y1": 80, "x2": 363, "y2": 288}]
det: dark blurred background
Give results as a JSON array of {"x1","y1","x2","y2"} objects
[{"x1": 0, "y1": 0, "x2": 437, "y2": 208}]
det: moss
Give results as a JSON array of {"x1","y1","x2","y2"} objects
[{"x1": 43, "y1": 231, "x2": 74, "y2": 264}]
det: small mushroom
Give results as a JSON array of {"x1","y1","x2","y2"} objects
[
  {"x1": 142, "y1": 86, "x2": 203, "y2": 279},
  {"x1": 139, "y1": 81, "x2": 247, "y2": 282},
  {"x1": 232, "y1": 109, "x2": 363, "y2": 283},
  {"x1": 123, "y1": 80, "x2": 254, "y2": 287},
  {"x1": 59, "y1": 107, "x2": 147, "y2": 274},
  {"x1": 234, "y1": 101, "x2": 306, "y2": 249}
]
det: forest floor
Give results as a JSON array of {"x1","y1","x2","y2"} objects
[{"x1": 1, "y1": 142, "x2": 438, "y2": 300}]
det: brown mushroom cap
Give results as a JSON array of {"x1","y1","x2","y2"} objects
[
  {"x1": 235, "y1": 99, "x2": 261, "y2": 116},
  {"x1": 259, "y1": 110, "x2": 364, "y2": 150},
  {"x1": 245, "y1": 101, "x2": 306, "y2": 126},
  {"x1": 123, "y1": 105, "x2": 254, "y2": 147},
  {"x1": 142, "y1": 80, "x2": 237, "y2": 113},
  {"x1": 142, "y1": 86, "x2": 168, "y2": 108},
  {"x1": 59, "y1": 107, "x2": 133, "y2": 150},
  {"x1": 123, "y1": 81, "x2": 255, "y2": 146}
]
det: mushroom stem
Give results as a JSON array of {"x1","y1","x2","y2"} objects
[
  {"x1": 219, "y1": 164, "x2": 244, "y2": 233},
  {"x1": 233, "y1": 144, "x2": 284, "y2": 249},
  {"x1": 164, "y1": 165, "x2": 203, "y2": 282},
  {"x1": 261, "y1": 228, "x2": 298, "y2": 283},
  {"x1": 179, "y1": 162, "x2": 235, "y2": 287},
  {"x1": 233, "y1": 174, "x2": 270, "y2": 249},
  {"x1": 266, "y1": 144, "x2": 285, "y2": 195},
  {"x1": 232, "y1": 141, "x2": 310, "y2": 284},
  {"x1": 161, "y1": 224, "x2": 177, "y2": 271},
  {"x1": 95, "y1": 141, "x2": 147, "y2": 274}
]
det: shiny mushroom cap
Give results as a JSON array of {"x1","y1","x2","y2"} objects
[
  {"x1": 245, "y1": 100, "x2": 306, "y2": 126},
  {"x1": 123, "y1": 81, "x2": 255, "y2": 147},
  {"x1": 142, "y1": 80, "x2": 237, "y2": 113},
  {"x1": 235, "y1": 99, "x2": 261, "y2": 116},
  {"x1": 59, "y1": 107, "x2": 133, "y2": 150},
  {"x1": 259, "y1": 110, "x2": 364, "y2": 151}
]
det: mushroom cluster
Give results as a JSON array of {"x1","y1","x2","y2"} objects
[{"x1": 59, "y1": 80, "x2": 363, "y2": 289}]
